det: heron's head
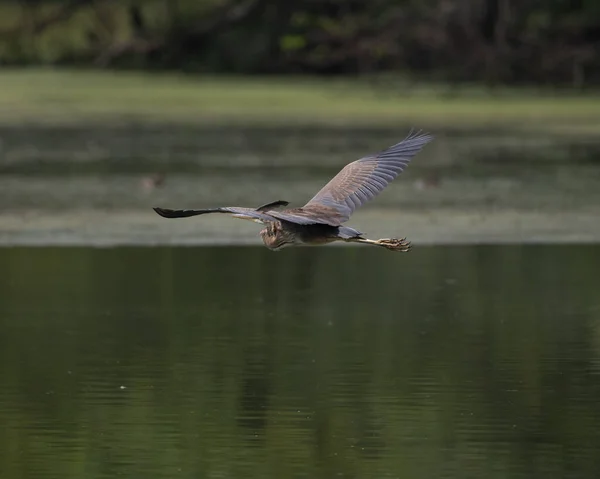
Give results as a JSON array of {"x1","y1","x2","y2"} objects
[{"x1": 260, "y1": 221, "x2": 295, "y2": 251}]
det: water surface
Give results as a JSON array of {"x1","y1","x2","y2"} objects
[{"x1": 1, "y1": 245, "x2": 600, "y2": 478}]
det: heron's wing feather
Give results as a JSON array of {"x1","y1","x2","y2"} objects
[
  {"x1": 153, "y1": 206, "x2": 274, "y2": 223},
  {"x1": 267, "y1": 206, "x2": 346, "y2": 226},
  {"x1": 154, "y1": 207, "x2": 218, "y2": 218},
  {"x1": 301, "y1": 130, "x2": 434, "y2": 225},
  {"x1": 256, "y1": 200, "x2": 290, "y2": 212}
]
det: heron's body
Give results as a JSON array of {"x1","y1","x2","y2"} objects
[
  {"x1": 259, "y1": 221, "x2": 361, "y2": 250},
  {"x1": 154, "y1": 130, "x2": 433, "y2": 251}
]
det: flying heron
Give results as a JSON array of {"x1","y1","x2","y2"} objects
[{"x1": 153, "y1": 130, "x2": 433, "y2": 251}]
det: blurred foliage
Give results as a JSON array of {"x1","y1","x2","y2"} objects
[
  {"x1": 1, "y1": 246, "x2": 600, "y2": 477},
  {"x1": 0, "y1": 0, "x2": 599, "y2": 86}
]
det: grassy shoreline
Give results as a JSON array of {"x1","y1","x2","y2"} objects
[{"x1": 1, "y1": 69, "x2": 600, "y2": 134}]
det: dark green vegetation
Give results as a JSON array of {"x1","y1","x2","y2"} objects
[
  {"x1": 1, "y1": 0, "x2": 599, "y2": 86},
  {"x1": 1, "y1": 245, "x2": 600, "y2": 478}
]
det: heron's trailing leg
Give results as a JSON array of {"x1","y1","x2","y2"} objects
[{"x1": 347, "y1": 237, "x2": 411, "y2": 252}]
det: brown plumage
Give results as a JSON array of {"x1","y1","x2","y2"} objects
[{"x1": 153, "y1": 130, "x2": 433, "y2": 251}]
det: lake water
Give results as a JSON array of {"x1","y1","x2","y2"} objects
[{"x1": 2, "y1": 245, "x2": 600, "y2": 479}]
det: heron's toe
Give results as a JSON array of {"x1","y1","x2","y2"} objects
[{"x1": 378, "y1": 238, "x2": 412, "y2": 252}]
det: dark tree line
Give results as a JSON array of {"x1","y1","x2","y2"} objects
[{"x1": 1, "y1": 0, "x2": 599, "y2": 86}]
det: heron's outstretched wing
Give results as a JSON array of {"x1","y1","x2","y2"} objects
[
  {"x1": 289, "y1": 130, "x2": 433, "y2": 226},
  {"x1": 154, "y1": 131, "x2": 432, "y2": 228},
  {"x1": 153, "y1": 206, "x2": 275, "y2": 223}
]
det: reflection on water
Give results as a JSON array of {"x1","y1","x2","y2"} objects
[{"x1": 1, "y1": 245, "x2": 600, "y2": 478}]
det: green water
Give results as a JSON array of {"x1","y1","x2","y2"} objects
[{"x1": 1, "y1": 245, "x2": 600, "y2": 478}]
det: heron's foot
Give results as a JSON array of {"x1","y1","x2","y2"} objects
[{"x1": 376, "y1": 237, "x2": 411, "y2": 252}]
